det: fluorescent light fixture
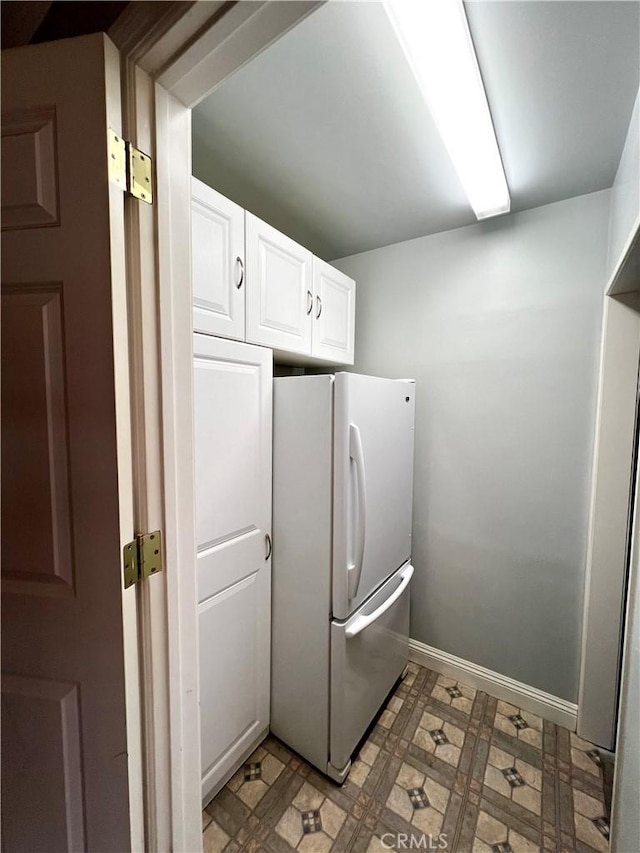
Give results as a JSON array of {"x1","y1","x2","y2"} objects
[{"x1": 383, "y1": 0, "x2": 510, "y2": 219}]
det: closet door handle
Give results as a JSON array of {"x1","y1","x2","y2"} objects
[
  {"x1": 265, "y1": 533, "x2": 272, "y2": 561},
  {"x1": 306, "y1": 290, "x2": 313, "y2": 315},
  {"x1": 235, "y1": 256, "x2": 244, "y2": 289},
  {"x1": 316, "y1": 295, "x2": 322, "y2": 319}
]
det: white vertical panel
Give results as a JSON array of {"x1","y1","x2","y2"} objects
[
  {"x1": 245, "y1": 212, "x2": 313, "y2": 354},
  {"x1": 312, "y1": 257, "x2": 355, "y2": 364},
  {"x1": 192, "y1": 333, "x2": 272, "y2": 804}
]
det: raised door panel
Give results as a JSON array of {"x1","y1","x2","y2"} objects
[
  {"x1": 2, "y1": 675, "x2": 85, "y2": 852},
  {"x1": 312, "y1": 259, "x2": 355, "y2": 365},
  {"x1": 193, "y1": 334, "x2": 272, "y2": 803},
  {"x1": 245, "y1": 212, "x2": 312, "y2": 354},
  {"x1": 192, "y1": 177, "x2": 245, "y2": 340},
  {"x1": 1, "y1": 285, "x2": 73, "y2": 596},
  {"x1": 198, "y1": 569, "x2": 269, "y2": 798}
]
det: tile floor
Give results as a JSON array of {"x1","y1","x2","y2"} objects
[{"x1": 202, "y1": 663, "x2": 611, "y2": 852}]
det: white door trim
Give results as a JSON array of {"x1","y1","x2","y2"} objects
[
  {"x1": 578, "y1": 293, "x2": 640, "y2": 749},
  {"x1": 112, "y1": 3, "x2": 327, "y2": 849}
]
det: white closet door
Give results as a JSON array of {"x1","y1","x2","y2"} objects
[
  {"x1": 312, "y1": 258, "x2": 356, "y2": 365},
  {"x1": 245, "y1": 212, "x2": 313, "y2": 354},
  {"x1": 193, "y1": 334, "x2": 272, "y2": 803},
  {"x1": 191, "y1": 177, "x2": 245, "y2": 340}
]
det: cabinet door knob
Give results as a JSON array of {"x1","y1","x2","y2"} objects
[
  {"x1": 316, "y1": 295, "x2": 322, "y2": 319},
  {"x1": 307, "y1": 290, "x2": 313, "y2": 315},
  {"x1": 235, "y1": 256, "x2": 244, "y2": 289},
  {"x1": 265, "y1": 533, "x2": 272, "y2": 561}
]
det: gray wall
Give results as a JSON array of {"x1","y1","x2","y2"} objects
[{"x1": 334, "y1": 190, "x2": 610, "y2": 702}]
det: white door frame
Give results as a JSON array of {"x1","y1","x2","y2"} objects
[
  {"x1": 110, "y1": 4, "x2": 325, "y2": 850},
  {"x1": 578, "y1": 291, "x2": 640, "y2": 749},
  {"x1": 578, "y1": 206, "x2": 640, "y2": 752},
  {"x1": 114, "y1": 0, "x2": 638, "y2": 845}
]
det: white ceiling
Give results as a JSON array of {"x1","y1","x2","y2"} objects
[{"x1": 192, "y1": 0, "x2": 640, "y2": 261}]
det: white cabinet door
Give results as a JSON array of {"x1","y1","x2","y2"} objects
[
  {"x1": 312, "y1": 258, "x2": 356, "y2": 364},
  {"x1": 193, "y1": 334, "x2": 272, "y2": 804},
  {"x1": 192, "y1": 177, "x2": 245, "y2": 340},
  {"x1": 245, "y1": 212, "x2": 313, "y2": 354}
]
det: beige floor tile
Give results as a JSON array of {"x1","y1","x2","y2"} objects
[
  {"x1": 237, "y1": 779, "x2": 269, "y2": 808},
  {"x1": 518, "y1": 727, "x2": 542, "y2": 749},
  {"x1": 379, "y1": 709, "x2": 396, "y2": 729},
  {"x1": 475, "y1": 810, "x2": 508, "y2": 846},
  {"x1": 513, "y1": 784, "x2": 541, "y2": 815},
  {"x1": 359, "y1": 741, "x2": 380, "y2": 766},
  {"x1": 293, "y1": 782, "x2": 325, "y2": 812},
  {"x1": 435, "y1": 743, "x2": 460, "y2": 767},
  {"x1": 459, "y1": 682, "x2": 476, "y2": 700},
  {"x1": 202, "y1": 666, "x2": 612, "y2": 853},
  {"x1": 368, "y1": 836, "x2": 392, "y2": 853},
  {"x1": 431, "y1": 685, "x2": 453, "y2": 705},
  {"x1": 451, "y1": 696, "x2": 473, "y2": 714},
  {"x1": 515, "y1": 759, "x2": 542, "y2": 791},
  {"x1": 298, "y1": 831, "x2": 334, "y2": 853},
  {"x1": 203, "y1": 819, "x2": 230, "y2": 853},
  {"x1": 397, "y1": 761, "x2": 426, "y2": 790},
  {"x1": 488, "y1": 745, "x2": 514, "y2": 770},
  {"x1": 412, "y1": 805, "x2": 443, "y2": 836},
  {"x1": 423, "y1": 776, "x2": 450, "y2": 814},
  {"x1": 349, "y1": 758, "x2": 371, "y2": 787},
  {"x1": 413, "y1": 727, "x2": 436, "y2": 753},
  {"x1": 420, "y1": 711, "x2": 443, "y2": 731},
  {"x1": 525, "y1": 711, "x2": 543, "y2": 732},
  {"x1": 443, "y1": 721, "x2": 465, "y2": 748},
  {"x1": 226, "y1": 767, "x2": 245, "y2": 793},
  {"x1": 571, "y1": 747, "x2": 600, "y2": 777},
  {"x1": 484, "y1": 764, "x2": 512, "y2": 797},
  {"x1": 387, "y1": 696, "x2": 403, "y2": 713},
  {"x1": 509, "y1": 829, "x2": 541, "y2": 853},
  {"x1": 320, "y1": 798, "x2": 347, "y2": 839},
  {"x1": 574, "y1": 813, "x2": 609, "y2": 853},
  {"x1": 387, "y1": 783, "x2": 414, "y2": 822},
  {"x1": 573, "y1": 788, "x2": 605, "y2": 819},
  {"x1": 494, "y1": 712, "x2": 516, "y2": 735},
  {"x1": 571, "y1": 732, "x2": 595, "y2": 752},
  {"x1": 437, "y1": 674, "x2": 457, "y2": 688},
  {"x1": 276, "y1": 806, "x2": 304, "y2": 847},
  {"x1": 247, "y1": 745, "x2": 267, "y2": 764},
  {"x1": 261, "y1": 752, "x2": 285, "y2": 785},
  {"x1": 497, "y1": 700, "x2": 520, "y2": 717}
]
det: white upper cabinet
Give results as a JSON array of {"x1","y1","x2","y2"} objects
[
  {"x1": 191, "y1": 177, "x2": 245, "y2": 340},
  {"x1": 312, "y1": 258, "x2": 355, "y2": 364},
  {"x1": 191, "y1": 179, "x2": 355, "y2": 363},
  {"x1": 245, "y1": 212, "x2": 314, "y2": 354}
]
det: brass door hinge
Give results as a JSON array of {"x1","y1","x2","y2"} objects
[
  {"x1": 108, "y1": 128, "x2": 153, "y2": 204},
  {"x1": 123, "y1": 530, "x2": 163, "y2": 589}
]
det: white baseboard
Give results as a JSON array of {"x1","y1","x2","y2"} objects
[{"x1": 409, "y1": 638, "x2": 578, "y2": 731}]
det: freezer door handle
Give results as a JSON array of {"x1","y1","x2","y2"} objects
[
  {"x1": 347, "y1": 423, "x2": 367, "y2": 599},
  {"x1": 345, "y1": 564, "x2": 414, "y2": 639}
]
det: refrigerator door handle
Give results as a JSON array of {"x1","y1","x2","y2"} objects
[
  {"x1": 348, "y1": 423, "x2": 367, "y2": 599},
  {"x1": 345, "y1": 563, "x2": 414, "y2": 638}
]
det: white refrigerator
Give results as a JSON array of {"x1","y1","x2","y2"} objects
[{"x1": 272, "y1": 372, "x2": 415, "y2": 782}]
